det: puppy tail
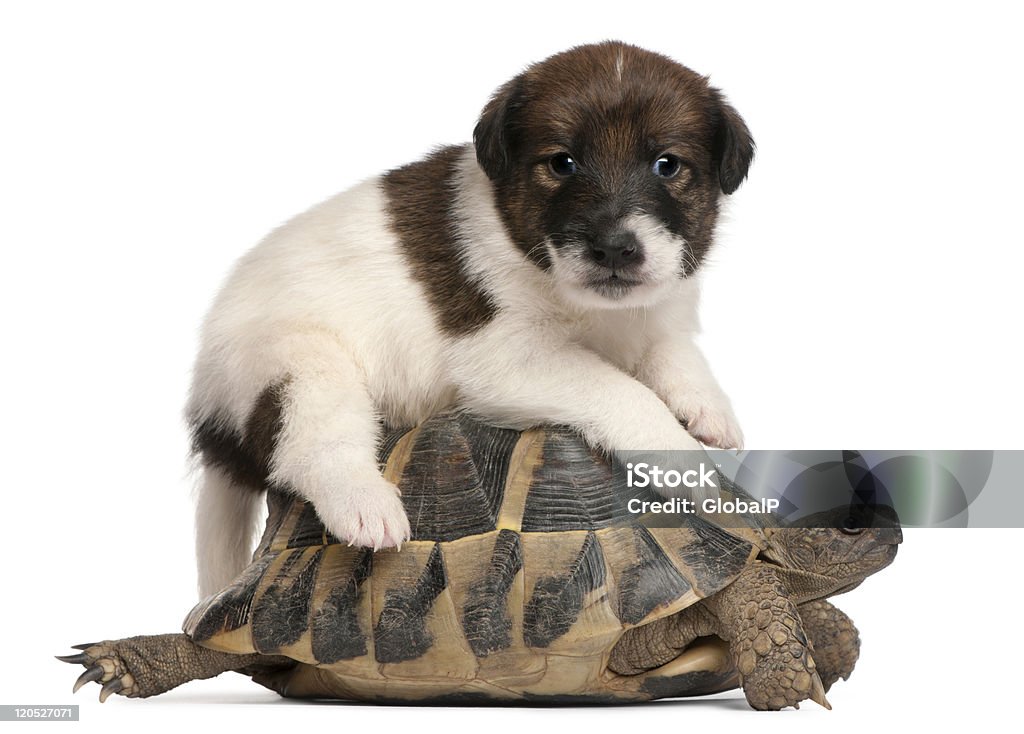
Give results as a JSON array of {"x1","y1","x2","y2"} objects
[{"x1": 195, "y1": 465, "x2": 264, "y2": 599}]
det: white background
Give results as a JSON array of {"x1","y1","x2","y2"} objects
[{"x1": 1, "y1": 1, "x2": 1021, "y2": 732}]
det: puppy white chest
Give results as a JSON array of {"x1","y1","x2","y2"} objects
[{"x1": 575, "y1": 311, "x2": 654, "y2": 375}]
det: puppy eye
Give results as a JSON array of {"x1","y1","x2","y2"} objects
[
  {"x1": 653, "y1": 155, "x2": 683, "y2": 179},
  {"x1": 548, "y1": 153, "x2": 577, "y2": 178}
]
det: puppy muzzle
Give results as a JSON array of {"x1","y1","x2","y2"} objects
[{"x1": 587, "y1": 230, "x2": 644, "y2": 271}]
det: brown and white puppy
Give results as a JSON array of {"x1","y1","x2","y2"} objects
[{"x1": 189, "y1": 41, "x2": 754, "y2": 597}]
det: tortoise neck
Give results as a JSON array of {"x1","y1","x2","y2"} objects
[{"x1": 771, "y1": 566, "x2": 863, "y2": 604}]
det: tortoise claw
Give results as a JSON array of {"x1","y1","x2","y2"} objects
[
  {"x1": 72, "y1": 642, "x2": 99, "y2": 651},
  {"x1": 73, "y1": 666, "x2": 104, "y2": 693},
  {"x1": 59, "y1": 642, "x2": 139, "y2": 701},
  {"x1": 56, "y1": 653, "x2": 90, "y2": 665},
  {"x1": 809, "y1": 672, "x2": 831, "y2": 710},
  {"x1": 99, "y1": 679, "x2": 123, "y2": 703}
]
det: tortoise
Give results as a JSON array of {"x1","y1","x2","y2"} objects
[{"x1": 58, "y1": 412, "x2": 900, "y2": 710}]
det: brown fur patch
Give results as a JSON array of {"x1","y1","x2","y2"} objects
[
  {"x1": 383, "y1": 146, "x2": 499, "y2": 336},
  {"x1": 191, "y1": 379, "x2": 290, "y2": 489}
]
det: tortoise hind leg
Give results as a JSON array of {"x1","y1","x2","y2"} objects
[
  {"x1": 608, "y1": 605, "x2": 718, "y2": 675},
  {"x1": 798, "y1": 600, "x2": 860, "y2": 692},
  {"x1": 57, "y1": 634, "x2": 292, "y2": 701}
]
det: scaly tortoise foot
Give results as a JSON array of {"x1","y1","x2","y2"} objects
[{"x1": 57, "y1": 641, "x2": 141, "y2": 701}]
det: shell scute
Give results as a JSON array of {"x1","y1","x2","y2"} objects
[
  {"x1": 309, "y1": 547, "x2": 373, "y2": 663},
  {"x1": 392, "y1": 414, "x2": 519, "y2": 541},
  {"x1": 596, "y1": 526, "x2": 693, "y2": 626}
]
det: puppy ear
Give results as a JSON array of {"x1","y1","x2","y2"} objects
[
  {"x1": 711, "y1": 90, "x2": 755, "y2": 195},
  {"x1": 473, "y1": 77, "x2": 525, "y2": 180}
]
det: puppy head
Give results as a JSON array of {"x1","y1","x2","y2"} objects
[{"x1": 474, "y1": 41, "x2": 754, "y2": 309}]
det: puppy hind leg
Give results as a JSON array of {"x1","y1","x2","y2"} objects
[
  {"x1": 195, "y1": 466, "x2": 264, "y2": 599},
  {"x1": 268, "y1": 336, "x2": 411, "y2": 550}
]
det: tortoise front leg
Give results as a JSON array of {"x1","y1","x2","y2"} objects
[
  {"x1": 703, "y1": 562, "x2": 830, "y2": 710},
  {"x1": 57, "y1": 634, "x2": 292, "y2": 701},
  {"x1": 798, "y1": 600, "x2": 860, "y2": 692}
]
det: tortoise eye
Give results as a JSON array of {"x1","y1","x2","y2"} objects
[
  {"x1": 841, "y1": 515, "x2": 864, "y2": 535},
  {"x1": 548, "y1": 152, "x2": 577, "y2": 178}
]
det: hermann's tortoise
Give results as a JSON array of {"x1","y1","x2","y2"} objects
[{"x1": 59, "y1": 412, "x2": 900, "y2": 710}]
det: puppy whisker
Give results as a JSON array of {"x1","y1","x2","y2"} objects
[{"x1": 523, "y1": 239, "x2": 550, "y2": 262}]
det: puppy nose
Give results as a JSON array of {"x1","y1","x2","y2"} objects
[{"x1": 589, "y1": 231, "x2": 641, "y2": 269}]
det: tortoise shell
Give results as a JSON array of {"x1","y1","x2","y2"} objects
[{"x1": 183, "y1": 412, "x2": 761, "y2": 702}]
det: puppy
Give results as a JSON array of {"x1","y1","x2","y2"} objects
[{"x1": 189, "y1": 41, "x2": 753, "y2": 597}]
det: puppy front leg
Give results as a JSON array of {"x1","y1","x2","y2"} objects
[
  {"x1": 636, "y1": 337, "x2": 743, "y2": 450},
  {"x1": 453, "y1": 334, "x2": 702, "y2": 456},
  {"x1": 268, "y1": 336, "x2": 410, "y2": 550}
]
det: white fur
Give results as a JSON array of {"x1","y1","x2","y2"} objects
[
  {"x1": 191, "y1": 144, "x2": 740, "y2": 597},
  {"x1": 194, "y1": 465, "x2": 265, "y2": 596}
]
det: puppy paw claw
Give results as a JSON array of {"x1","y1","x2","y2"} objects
[
  {"x1": 674, "y1": 394, "x2": 743, "y2": 450},
  {"x1": 320, "y1": 478, "x2": 412, "y2": 551}
]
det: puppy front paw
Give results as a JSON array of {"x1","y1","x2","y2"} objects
[
  {"x1": 673, "y1": 392, "x2": 744, "y2": 450},
  {"x1": 319, "y1": 477, "x2": 412, "y2": 551}
]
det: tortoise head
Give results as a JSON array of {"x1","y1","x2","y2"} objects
[{"x1": 759, "y1": 506, "x2": 902, "y2": 602}]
